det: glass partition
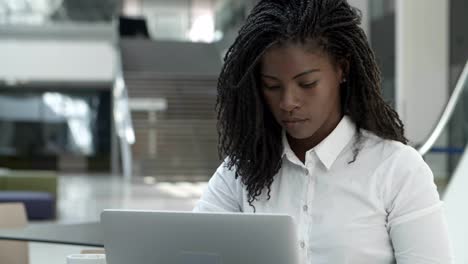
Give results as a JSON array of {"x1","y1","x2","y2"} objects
[{"x1": 0, "y1": 88, "x2": 111, "y2": 170}]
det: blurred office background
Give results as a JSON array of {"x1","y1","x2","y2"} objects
[{"x1": 0, "y1": 0, "x2": 467, "y2": 263}]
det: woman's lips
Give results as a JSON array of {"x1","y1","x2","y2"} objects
[{"x1": 282, "y1": 119, "x2": 308, "y2": 129}]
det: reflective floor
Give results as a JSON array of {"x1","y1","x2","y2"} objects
[
  {"x1": 55, "y1": 174, "x2": 206, "y2": 223},
  {"x1": 30, "y1": 174, "x2": 207, "y2": 264}
]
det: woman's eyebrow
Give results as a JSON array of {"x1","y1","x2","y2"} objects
[
  {"x1": 260, "y1": 74, "x2": 279, "y2": 80},
  {"x1": 292, "y1": 69, "x2": 320, "y2": 79},
  {"x1": 260, "y1": 69, "x2": 320, "y2": 80}
]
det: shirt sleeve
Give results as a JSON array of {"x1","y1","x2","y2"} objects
[
  {"x1": 383, "y1": 146, "x2": 453, "y2": 263},
  {"x1": 193, "y1": 159, "x2": 244, "y2": 212},
  {"x1": 390, "y1": 207, "x2": 452, "y2": 263}
]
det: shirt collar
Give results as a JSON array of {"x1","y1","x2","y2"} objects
[{"x1": 282, "y1": 115, "x2": 356, "y2": 170}]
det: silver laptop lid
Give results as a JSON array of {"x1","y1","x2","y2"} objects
[{"x1": 101, "y1": 210, "x2": 299, "y2": 264}]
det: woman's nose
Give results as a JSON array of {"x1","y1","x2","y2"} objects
[{"x1": 279, "y1": 86, "x2": 301, "y2": 112}]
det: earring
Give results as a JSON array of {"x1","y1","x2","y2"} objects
[{"x1": 341, "y1": 78, "x2": 347, "y2": 83}]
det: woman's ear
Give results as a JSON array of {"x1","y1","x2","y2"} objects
[{"x1": 339, "y1": 57, "x2": 350, "y2": 81}]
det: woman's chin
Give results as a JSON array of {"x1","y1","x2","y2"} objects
[{"x1": 285, "y1": 129, "x2": 314, "y2": 140}]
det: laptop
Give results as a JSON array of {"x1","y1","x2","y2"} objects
[{"x1": 101, "y1": 210, "x2": 300, "y2": 264}]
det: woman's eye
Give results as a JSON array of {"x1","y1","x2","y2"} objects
[
  {"x1": 263, "y1": 84, "x2": 281, "y2": 90},
  {"x1": 301, "y1": 81, "x2": 318, "y2": 89}
]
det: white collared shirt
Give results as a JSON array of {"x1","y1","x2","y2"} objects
[{"x1": 194, "y1": 116, "x2": 452, "y2": 263}]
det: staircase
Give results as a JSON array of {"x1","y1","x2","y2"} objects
[{"x1": 121, "y1": 39, "x2": 222, "y2": 182}]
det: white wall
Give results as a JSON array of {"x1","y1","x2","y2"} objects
[
  {"x1": 0, "y1": 40, "x2": 115, "y2": 83},
  {"x1": 141, "y1": 0, "x2": 216, "y2": 42},
  {"x1": 396, "y1": 0, "x2": 449, "y2": 144},
  {"x1": 443, "y1": 144, "x2": 468, "y2": 264},
  {"x1": 0, "y1": 23, "x2": 116, "y2": 83},
  {"x1": 142, "y1": 1, "x2": 190, "y2": 41}
]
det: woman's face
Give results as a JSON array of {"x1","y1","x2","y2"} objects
[{"x1": 259, "y1": 42, "x2": 344, "y2": 145}]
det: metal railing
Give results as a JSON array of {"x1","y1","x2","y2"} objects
[
  {"x1": 418, "y1": 60, "x2": 468, "y2": 156},
  {"x1": 111, "y1": 21, "x2": 135, "y2": 181}
]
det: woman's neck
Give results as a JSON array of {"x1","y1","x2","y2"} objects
[{"x1": 287, "y1": 114, "x2": 343, "y2": 163}]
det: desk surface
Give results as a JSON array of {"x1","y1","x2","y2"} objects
[{"x1": 0, "y1": 222, "x2": 103, "y2": 247}]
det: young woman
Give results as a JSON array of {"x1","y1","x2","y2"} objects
[{"x1": 194, "y1": 0, "x2": 452, "y2": 263}]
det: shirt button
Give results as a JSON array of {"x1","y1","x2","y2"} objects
[
  {"x1": 300, "y1": 241, "x2": 306, "y2": 249},
  {"x1": 303, "y1": 205, "x2": 308, "y2": 212}
]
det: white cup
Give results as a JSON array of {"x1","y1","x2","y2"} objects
[{"x1": 66, "y1": 254, "x2": 106, "y2": 264}]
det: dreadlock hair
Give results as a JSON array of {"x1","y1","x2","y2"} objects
[{"x1": 216, "y1": 0, "x2": 408, "y2": 208}]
